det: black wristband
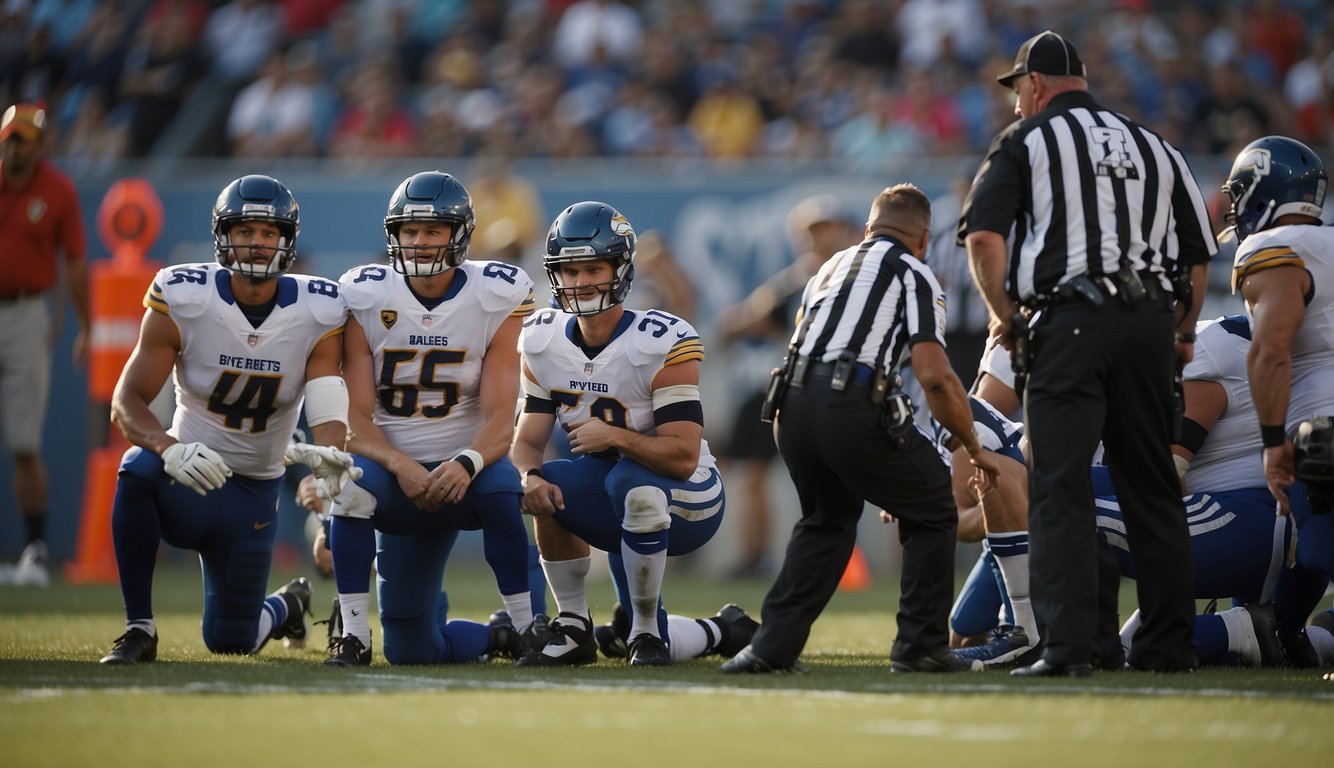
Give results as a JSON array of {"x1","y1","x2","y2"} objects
[
  {"x1": 1260, "y1": 423, "x2": 1287, "y2": 448},
  {"x1": 453, "y1": 454, "x2": 477, "y2": 478},
  {"x1": 1174, "y1": 331, "x2": 1196, "y2": 343},
  {"x1": 526, "y1": 468, "x2": 545, "y2": 480}
]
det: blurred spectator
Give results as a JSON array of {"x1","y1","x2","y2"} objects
[
  {"x1": 59, "y1": 87, "x2": 127, "y2": 175},
  {"x1": 1248, "y1": 0, "x2": 1304, "y2": 78},
  {"x1": 326, "y1": 61, "x2": 420, "y2": 159},
  {"x1": 1189, "y1": 59, "x2": 1271, "y2": 154},
  {"x1": 28, "y1": 0, "x2": 95, "y2": 53},
  {"x1": 714, "y1": 195, "x2": 857, "y2": 581},
  {"x1": 830, "y1": 0, "x2": 899, "y2": 72},
  {"x1": 687, "y1": 74, "x2": 765, "y2": 159},
  {"x1": 893, "y1": 70, "x2": 965, "y2": 155},
  {"x1": 833, "y1": 81, "x2": 926, "y2": 168},
  {"x1": 281, "y1": 0, "x2": 346, "y2": 40},
  {"x1": 552, "y1": 0, "x2": 643, "y2": 70},
  {"x1": 1285, "y1": 29, "x2": 1334, "y2": 146},
  {"x1": 60, "y1": 3, "x2": 130, "y2": 123},
  {"x1": 144, "y1": 0, "x2": 210, "y2": 44},
  {"x1": 227, "y1": 44, "x2": 323, "y2": 159},
  {"x1": 623, "y1": 229, "x2": 695, "y2": 322},
  {"x1": 203, "y1": 0, "x2": 283, "y2": 85},
  {"x1": 118, "y1": 10, "x2": 204, "y2": 156},
  {"x1": 468, "y1": 153, "x2": 544, "y2": 267},
  {"x1": 6, "y1": 23, "x2": 63, "y2": 107},
  {"x1": 895, "y1": 0, "x2": 989, "y2": 72}
]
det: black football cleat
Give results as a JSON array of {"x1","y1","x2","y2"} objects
[
  {"x1": 269, "y1": 577, "x2": 313, "y2": 648},
  {"x1": 487, "y1": 612, "x2": 524, "y2": 662},
  {"x1": 516, "y1": 612, "x2": 597, "y2": 667},
  {"x1": 891, "y1": 647, "x2": 981, "y2": 673},
  {"x1": 713, "y1": 603, "x2": 760, "y2": 658},
  {"x1": 100, "y1": 628, "x2": 158, "y2": 665},
  {"x1": 719, "y1": 644, "x2": 806, "y2": 674},
  {"x1": 627, "y1": 633, "x2": 672, "y2": 667},
  {"x1": 593, "y1": 602, "x2": 631, "y2": 659},
  {"x1": 324, "y1": 634, "x2": 372, "y2": 667}
]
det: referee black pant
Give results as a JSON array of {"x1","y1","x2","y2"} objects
[
  {"x1": 749, "y1": 365, "x2": 957, "y2": 666},
  {"x1": 1025, "y1": 297, "x2": 1197, "y2": 670}
]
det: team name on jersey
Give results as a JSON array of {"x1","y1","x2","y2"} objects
[
  {"x1": 408, "y1": 334, "x2": 450, "y2": 346},
  {"x1": 569, "y1": 380, "x2": 609, "y2": 393},
  {"x1": 217, "y1": 354, "x2": 282, "y2": 373}
]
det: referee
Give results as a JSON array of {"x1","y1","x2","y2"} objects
[
  {"x1": 961, "y1": 31, "x2": 1216, "y2": 676},
  {"x1": 722, "y1": 184, "x2": 1000, "y2": 674}
]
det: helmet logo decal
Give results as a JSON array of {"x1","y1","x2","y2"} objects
[
  {"x1": 1235, "y1": 147, "x2": 1272, "y2": 178},
  {"x1": 611, "y1": 214, "x2": 634, "y2": 237},
  {"x1": 241, "y1": 203, "x2": 277, "y2": 216}
]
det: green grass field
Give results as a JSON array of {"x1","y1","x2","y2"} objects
[{"x1": 2, "y1": 563, "x2": 1331, "y2": 767}]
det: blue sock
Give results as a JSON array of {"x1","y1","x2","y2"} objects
[
  {"x1": 330, "y1": 516, "x2": 376, "y2": 594},
  {"x1": 1194, "y1": 614, "x2": 1229, "y2": 663},
  {"x1": 111, "y1": 473, "x2": 162, "y2": 624},
  {"x1": 528, "y1": 543, "x2": 548, "y2": 615}
]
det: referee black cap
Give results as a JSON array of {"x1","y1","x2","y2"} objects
[{"x1": 997, "y1": 30, "x2": 1086, "y2": 87}]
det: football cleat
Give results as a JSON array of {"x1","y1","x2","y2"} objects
[
  {"x1": 1240, "y1": 604, "x2": 1284, "y2": 667},
  {"x1": 269, "y1": 577, "x2": 313, "y2": 648},
  {"x1": 891, "y1": 647, "x2": 981, "y2": 673},
  {"x1": 951, "y1": 625, "x2": 1038, "y2": 667},
  {"x1": 720, "y1": 645, "x2": 806, "y2": 674},
  {"x1": 627, "y1": 633, "x2": 672, "y2": 667},
  {"x1": 324, "y1": 634, "x2": 371, "y2": 667},
  {"x1": 713, "y1": 603, "x2": 760, "y2": 658},
  {"x1": 515, "y1": 612, "x2": 597, "y2": 667},
  {"x1": 100, "y1": 627, "x2": 158, "y2": 665},
  {"x1": 486, "y1": 612, "x2": 523, "y2": 662},
  {"x1": 593, "y1": 602, "x2": 631, "y2": 659},
  {"x1": 522, "y1": 613, "x2": 553, "y2": 657},
  {"x1": 9, "y1": 541, "x2": 49, "y2": 587},
  {"x1": 313, "y1": 596, "x2": 343, "y2": 654}
]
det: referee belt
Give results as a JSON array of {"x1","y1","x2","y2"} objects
[{"x1": 796, "y1": 357, "x2": 877, "y2": 388}]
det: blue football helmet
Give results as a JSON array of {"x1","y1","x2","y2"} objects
[
  {"x1": 212, "y1": 175, "x2": 300, "y2": 279},
  {"x1": 384, "y1": 171, "x2": 474, "y2": 277},
  {"x1": 1220, "y1": 136, "x2": 1327, "y2": 243},
  {"x1": 544, "y1": 201, "x2": 636, "y2": 316}
]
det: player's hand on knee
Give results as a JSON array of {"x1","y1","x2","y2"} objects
[
  {"x1": 162, "y1": 441, "x2": 233, "y2": 495},
  {"x1": 285, "y1": 442, "x2": 363, "y2": 501}
]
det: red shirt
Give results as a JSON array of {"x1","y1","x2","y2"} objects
[{"x1": 0, "y1": 159, "x2": 86, "y2": 295}]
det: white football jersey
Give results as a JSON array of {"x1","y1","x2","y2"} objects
[
  {"x1": 144, "y1": 263, "x2": 347, "y2": 479},
  {"x1": 1234, "y1": 224, "x2": 1334, "y2": 428},
  {"x1": 1181, "y1": 315, "x2": 1262, "y2": 492},
  {"x1": 520, "y1": 306, "x2": 716, "y2": 473},
  {"x1": 340, "y1": 260, "x2": 535, "y2": 463}
]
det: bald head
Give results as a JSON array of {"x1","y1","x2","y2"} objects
[{"x1": 866, "y1": 183, "x2": 931, "y2": 255}]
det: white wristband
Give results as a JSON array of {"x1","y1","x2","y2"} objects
[{"x1": 453, "y1": 449, "x2": 484, "y2": 479}]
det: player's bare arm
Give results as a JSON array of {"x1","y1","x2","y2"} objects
[
  {"x1": 111, "y1": 307, "x2": 182, "y2": 455},
  {"x1": 513, "y1": 363, "x2": 562, "y2": 516},
  {"x1": 965, "y1": 229, "x2": 1017, "y2": 349}
]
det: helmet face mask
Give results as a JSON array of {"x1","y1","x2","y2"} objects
[
  {"x1": 385, "y1": 171, "x2": 474, "y2": 277},
  {"x1": 212, "y1": 175, "x2": 300, "y2": 279},
  {"x1": 544, "y1": 201, "x2": 636, "y2": 316},
  {"x1": 1220, "y1": 136, "x2": 1327, "y2": 244}
]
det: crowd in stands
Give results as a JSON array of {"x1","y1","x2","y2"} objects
[{"x1": 2, "y1": 0, "x2": 1331, "y2": 172}]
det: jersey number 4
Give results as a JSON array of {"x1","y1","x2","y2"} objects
[{"x1": 207, "y1": 372, "x2": 281, "y2": 432}]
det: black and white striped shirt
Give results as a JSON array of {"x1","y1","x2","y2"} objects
[
  {"x1": 960, "y1": 91, "x2": 1216, "y2": 303},
  {"x1": 793, "y1": 237, "x2": 947, "y2": 376}
]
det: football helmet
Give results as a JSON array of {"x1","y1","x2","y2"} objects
[
  {"x1": 384, "y1": 171, "x2": 474, "y2": 276},
  {"x1": 544, "y1": 201, "x2": 636, "y2": 316},
  {"x1": 1220, "y1": 136, "x2": 1327, "y2": 244},
  {"x1": 212, "y1": 175, "x2": 300, "y2": 279},
  {"x1": 1294, "y1": 416, "x2": 1334, "y2": 515}
]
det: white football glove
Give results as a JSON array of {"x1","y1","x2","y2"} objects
[
  {"x1": 284, "y1": 442, "x2": 363, "y2": 501},
  {"x1": 161, "y1": 442, "x2": 233, "y2": 496}
]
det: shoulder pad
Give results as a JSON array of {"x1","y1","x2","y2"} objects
[
  {"x1": 466, "y1": 260, "x2": 537, "y2": 316},
  {"x1": 153, "y1": 263, "x2": 221, "y2": 320},
  {"x1": 1232, "y1": 228, "x2": 1305, "y2": 292},
  {"x1": 625, "y1": 310, "x2": 705, "y2": 367},
  {"x1": 520, "y1": 307, "x2": 566, "y2": 355},
  {"x1": 339, "y1": 263, "x2": 395, "y2": 313},
  {"x1": 290, "y1": 273, "x2": 348, "y2": 330}
]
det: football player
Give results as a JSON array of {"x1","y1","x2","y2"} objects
[
  {"x1": 512, "y1": 201, "x2": 739, "y2": 667},
  {"x1": 1224, "y1": 136, "x2": 1334, "y2": 665},
  {"x1": 100, "y1": 175, "x2": 355, "y2": 664},
  {"x1": 324, "y1": 170, "x2": 540, "y2": 666}
]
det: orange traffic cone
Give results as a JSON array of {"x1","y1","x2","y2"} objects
[
  {"x1": 838, "y1": 545, "x2": 872, "y2": 591},
  {"x1": 64, "y1": 442, "x2": 124, "y2": 584}
]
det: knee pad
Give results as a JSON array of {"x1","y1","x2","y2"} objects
[
  {"x1": 330, "y1": 480, "x2": 376, "y2": 519},
  {"x1": 622, "y1": 486, "x2": 670, "y2": 534}
]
